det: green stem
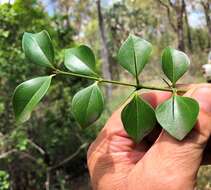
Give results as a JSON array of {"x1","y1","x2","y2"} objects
[
  {"x1": 56, "y1": 70, "x2": 137, "y2": 87},
  {"x1": 137, "y1": 84, "x2": 173, "y2": 92},
  {"x1": 55, "y1": 69, "x2": 186, "y2": 93},
  {"x1": 56, "y1": 70, "x2": 100, "y2": 81},
  {"x1": 100, "y1": 79, "x2": 137, "y2": 88}
]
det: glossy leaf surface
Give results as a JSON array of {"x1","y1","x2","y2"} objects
[
  {"x1": 72, "y1": 83, "x2": 104, "y2": 127},
  {"x1": 156, "y1": 96, "x2": 199, "y2": 140},
  {"x1": 161, "y1": 47, "x2": 190, "y2": 85},
  {"x1": 121, "y1": 94, "x2": 156, "y2": 143},
  {"x1": 64, "y1": 45, "x2": 98, "y2": 76},
  {"x1": 117, "y1": 34, "x2": 152, "y2": 77},
  {"x1": 22, "y1": 30, "x2": 54, "y2": 68},
  {"x1": 13, "y1": 76, "x2": 52, "y2": 123}
]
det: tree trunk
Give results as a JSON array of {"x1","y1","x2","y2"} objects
[
  {"x1": 96, "y1": 0, "x2": 112, "y2": 99},
  {"x1": 156, "y1": 0, "x2": 186, "y2": 51},
  {"x1": 177, "y1": 14, "x2": 185, "y2": 51},
  {"x1": 176, "y1": 0, "x2": 185, "y2": 51},
  {"x1": 201, "y1": 1, "x2": 211, "y2": 49},
  {"x1": 184, "y1": 0, "x2": 192, "y2": 51}
]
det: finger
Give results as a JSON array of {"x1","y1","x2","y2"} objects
[
  {"x1": 141, "y1": 91, "x2": 172, "y2": 143},
  {"x1": 176, "y1": 83, "x2": 211, "y2": 89},
  {"x1": 155, "y1": 87, "x2": 211, "y2": 165},
  {"x1": 103, "y1": 91, "x2": 172, "y2": 136},
  {"x1": 185, "y1": 86, "x2": 211, "y2": 164},
  {"x1": 141, "y1": 91, "x2": 172, "y2": 108},
  {"x1": 156, "y1": 86, "x2": 211, "y2": 141},
  {"x1": 176, "y1": 83, "x2": 211, "y2": 95},
  {"x1": 88, "y1": 91, "x2": 172, "y2": 160},
  {"x1": 106, "y1": 91, "x2": 171, "y2": 143},
  {"x1": 129, "y1": 87, "x2": 211, "y2": 189}
]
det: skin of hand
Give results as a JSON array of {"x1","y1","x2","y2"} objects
[{"x1": 87, "y1": 84, "x2": 211, "y2": 190}]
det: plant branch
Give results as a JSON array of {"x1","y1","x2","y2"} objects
[
  {"x1": 45, "y1": 170, "x2": 50, "y2": 190},
  {"x1": 55, "y1": 69, "x2": 186, "y2": 93},
  {"x1": 156, "y1": 0, "x2": 177, "y2": 32},
  {"x1": 0, "y1": 149, "x2": 18, "y2": 159},
  {"x1": 168, "y1": 0, "x2": 174, "y2": 8},
  {"x1": 0, "y1": 149, "x2": 38, "y2": 163},
  {"x1": 28, "y1": 139, "x2": 46, "y2": 155},
  {"x1": 56, "y1": 69, "x2": 137, "y2": 88},
  {"x1": 48, "y1": 143, "x2": 88, "y2": 171},
  {"x1": 100, "y1": 79, "x2": 137, "y2": 88},
  {"x1": 138, "y1": 84, "x2": 173, "y2": 92}
]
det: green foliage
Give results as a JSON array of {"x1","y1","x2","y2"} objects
[
  {"x1": 156, "y1": 96, "x2": 199, "y2": 140},
  {"x1": 117, "y1": 34, "x2": 152, "y2": 77},
  {"x1": 156, "y1": 47, "x2": 199, "y2": 140},
  {"x1": 64, "y1": 45, "x2": 98, "y2": 76},
  {"x1": 161, "y1": 47, "x2": 190, "y2": 85},
  {"x1": 72, "y1": 83, "x2": 104, "y2": 127},
  {"x1": 121, "y1": 93, "x2": 156, "y2": 142},
  {"x1": 0, "y1": 171, "x2": 10, "y2": 190},
  {"x1": 1, "y1": 0, "x2": 209, "y2": 188},
  {"x1": 13, "y1": 31, "x2": 199, "y2": 143},
  {"x1": 0, "y1": 1, "x2": 88, "y2": 188},
  {"x1": 11, "y1": 129, "x2": 28, "y2": 151},
  {"x1": 22, "y1": 30, "x2": 55, "y2": 68},
  {"x1": 13, "y1": 76, "x2": 53, "y2": 123}
]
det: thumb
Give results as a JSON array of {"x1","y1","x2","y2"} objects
[
  {"x1": 154, "y1": 86, "x2": 211, "y2": 176},
  {"x1": 129, "y1": 86, "x2": 211, "y2": 190},
  {"x1": 184, "y1": 86, "x2": 211, "y2": 139},
  {"x1": 156, "y1": 86, "x2": 211, "y2": 155}
]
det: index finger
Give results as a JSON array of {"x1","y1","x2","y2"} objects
[
  {"x1": 103, "y1": 91, "x2": 172, "y2": 136},
  {"x1": 88, "y1": 91, "x2": 172, "y2": 158}
]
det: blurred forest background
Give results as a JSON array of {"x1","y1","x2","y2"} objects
[{"x1": 0, "y1": 0, "x2": 210, "y2": 189}]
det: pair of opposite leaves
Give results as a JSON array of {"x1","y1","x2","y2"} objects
[
  {"x1": 119, "y1": 35, "x2": 198, "y2": 142},
  {"x1": 13, "y1": 31, "x2": 199, "y2": 143},
  {"x1": 13, "y1": 31, "x2": 104, "y2": 128}
]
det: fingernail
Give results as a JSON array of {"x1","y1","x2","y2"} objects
[{"x1": 191, "y1": 87, "x2": 211, "y2": 114}]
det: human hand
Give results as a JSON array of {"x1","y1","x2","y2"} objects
[{"x1": 87, "y1": 84, "x2": 211, "y2": 190}]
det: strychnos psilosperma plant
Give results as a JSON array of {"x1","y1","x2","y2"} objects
[{"x1": 12, "y1": 30, "x2": 199, "y2": 143}]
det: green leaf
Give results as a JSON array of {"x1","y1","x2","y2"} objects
[
  {"x1": 161, "y1": 47, "x2": 190, "y2": 85},
  {"x1": 117, "y1": 34, "x2": 152, "y2": 77},
  {"x1": 13, "y1": 76, "x2": 52, "y2": 123},
  {"x1": 22, "y1": 30, "x2": 54, "y2": 68},
  {"x1": 155, "y1": 96, "x2": 199, "y2": 140},
  {"x1": 72, "y1": 83, "x2": 104, "y2": 127},
  {"x1": 64, "y1": 45, "x2": 98, "y2": 76},
  {"x1": 121, "y1": 94, "x2": 156, "y2": 143}
]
